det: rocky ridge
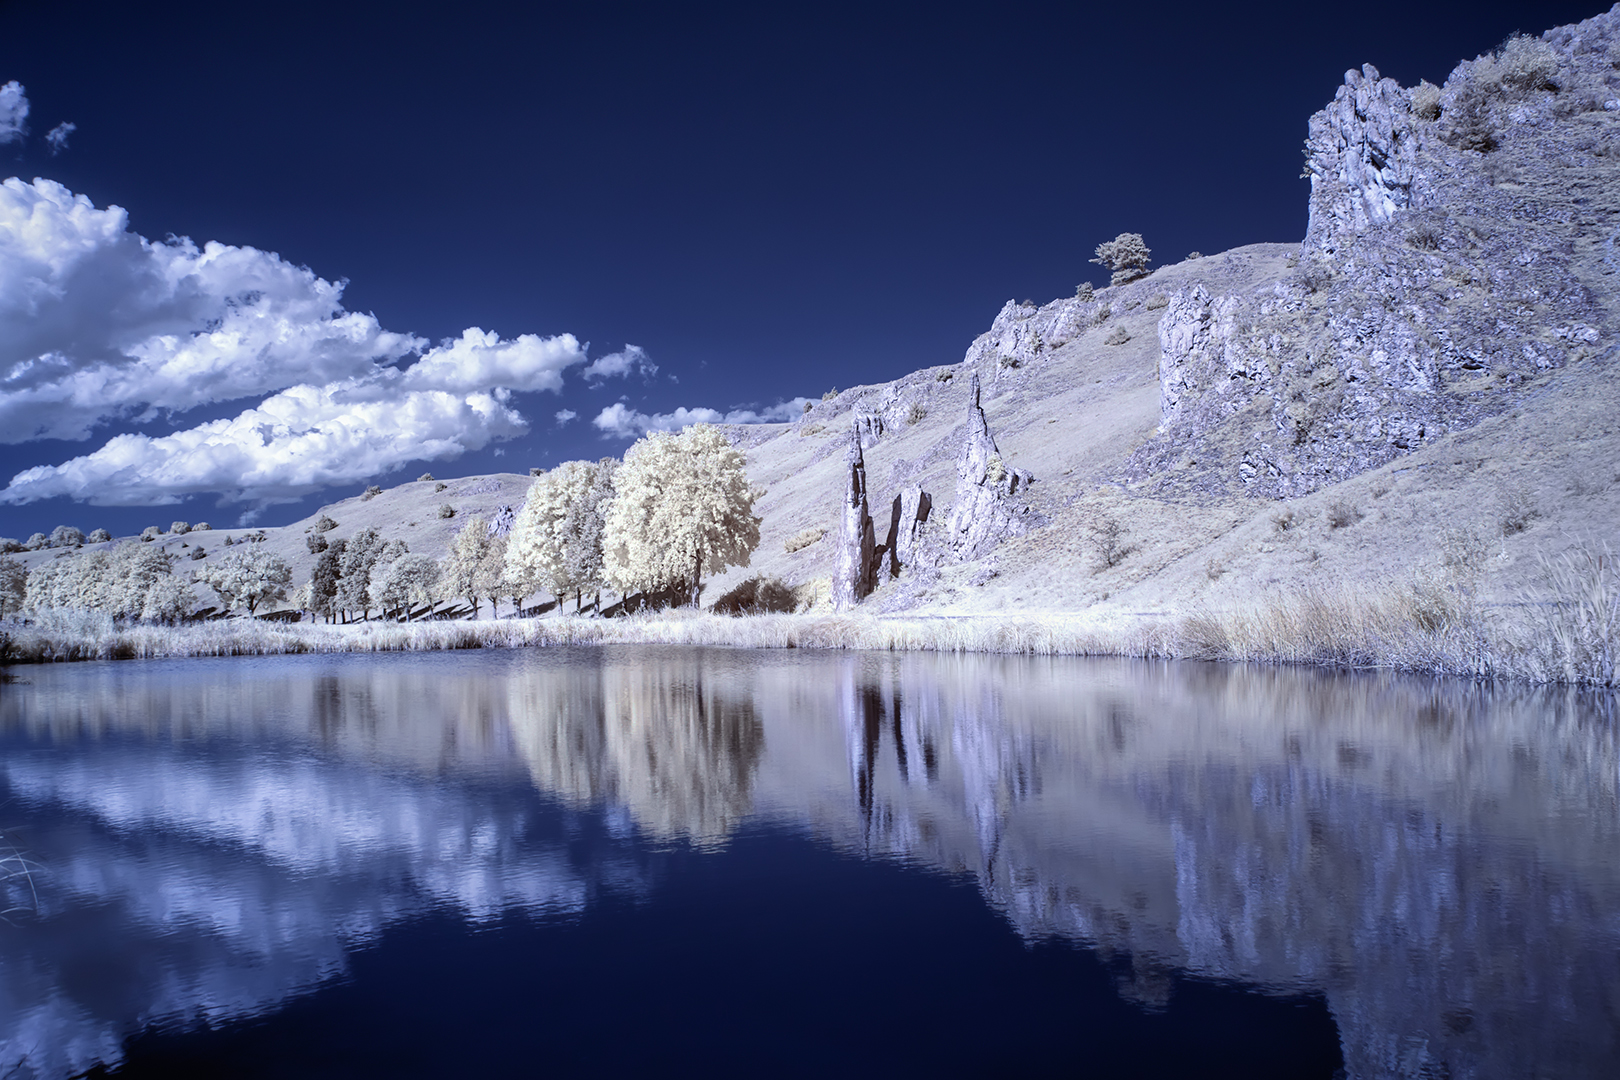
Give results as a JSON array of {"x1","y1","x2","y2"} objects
[{"x1": 1132, "y1": 9, "x2": 1620, "y2": 499}]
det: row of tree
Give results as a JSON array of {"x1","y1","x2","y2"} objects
[{"x1": 0, "y1": 423, "x2": 764, "y2": 624}]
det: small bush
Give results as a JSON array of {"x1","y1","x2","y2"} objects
[
  {"x1": 50, "y1": 526, "x2": 85, "y2": 548},
  {"x1": 1499, "y1": 487, "x2": 1540, "y2": 535},
  {"x1": 530, "y1": 467, "x2": 544, "y2": 476},
  {"x1": 312, "y1": 515, "x2": 338, "y2": 533},
  {"x1": 435, "y1": 482, "x2": 448, "y2": 492},
  {"x1": 1075, "y1": 282, "x2": 1094, "y2": 301},
  {"x1": 87, "y1": 528, "x2": 112, "y2": 544},
  {"x1": 417, "y1": 472, "x2": 434, "y2": 482},
  {"x1": 224, "y1": 535, "x2": 235, "y2": 546},
  {"x1": 362, "y1": 485, "x2": 383, "y2": 500},
  {"x1": 140, "y1": 527, "x2": 162, "y2": 543},
  {"x1": 1087, "y1": 516, "x2": 1133, "y2": 570},
  {"x1": 821, "y1": 388, "x2": 839, "y2": 402},
  {"x1": 1144, "y1": 293, "x2": 1169, "y2": 310},
  {"x1": 24, "y1": 533, "x2": 47, "y2": 551},
  {"x1": 1272, "y1": 509, "x2": 1297, "y2": 533},
  {"x1": 906, "y1": 402, "x2": 927, "y2": 425},
  {"x1": 784, "y1": 527, "x2": 826, "y2": 554},
  {"x1": 1103, "y1": 326, "x2": 1130, "y2": 346},
  {"x1": 1088, "y1": 304, "x2": 1111, "y2": 327},
  {"x1": 1185, "y1": 251, "x2": 1202, "y2": 261},
  {"x1": 1326, "y1": 500, "x2": 1363, "y2": 529},
  {"x1": 169, "y1": 521, "x2": 191, "y2": 535},
  {"x1": 0, "y1": 539, "x2": 20, "y2": 554},
  {"x1": 307, "y1": 534, "x2": 329, "y2": 554},
  {"x1": 998, "y1": 354, "x2": 1020, "y2": 370},
  {"x1": 1411, "y1": 79, "x2": 1442, "y2": 120},
  {"x1": 193, "y1": 522, "x2": 211, "y2": 531},
  {"x1": 189, "y1": 546, "x2": 208, "y2": 560},
  {"x1": 1091, "y1": 233, "x2": 1152, "y2": 286},
  {"x1": 712, "y1": 576, "x2": 798, "y2": 616},
  {"x1": 439, "y1": 504, "x2": 456, "y2": 519}
]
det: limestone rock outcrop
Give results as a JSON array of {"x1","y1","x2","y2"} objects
[
  {"x1": 833, "y1": 422, "x2": 878, "y2": 609},
  {"x1": 940, "y1": 375, "x2": 1035, "y2": 560},
  {"x1": 1130, "y1": 8, "x2": 1620, "y2": 499},
  {"x1": 884, "y1": 485, "x2": 932, "y2": 579},
  {"x1": 1302, "y1": 64, "x2": 1429, "y2": 257}
]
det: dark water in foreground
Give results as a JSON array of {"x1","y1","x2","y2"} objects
[{"x1": 0, "y1": 647, "x2": 1616, "y2": 1078}]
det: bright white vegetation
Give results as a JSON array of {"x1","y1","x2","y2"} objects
[
  {"x1": 195, "y1": 547, "x2": 291, "y2": 616},
  {"x1": 507, "y1": 458, "x2": 617, "y2": 612},
  {"x1": 22, "y1": 543, "x2": 197, "y2": 623},
  {"x1": 602, "y1": 424, "x2": 761, "y2": 608}
]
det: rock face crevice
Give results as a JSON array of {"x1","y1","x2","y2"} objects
[{"x1": 1131, "y1": 8, "x2": 1620, "y2": 499}]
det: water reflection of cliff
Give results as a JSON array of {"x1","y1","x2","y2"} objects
[{"x1": 2, "y1": 649, "x2": 1618, "y2": 1079}]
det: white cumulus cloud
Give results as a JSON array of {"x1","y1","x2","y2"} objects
[
  {"x1": 581, "y1": 343, "x2": 657, "y2": 382},
  {"x1": 0, "y1": 81, "x2": 27, "y2": 144},
  {"x1": 555, "y1": 408, "x2": 578, "y2": 425},
  {"x1": 0, "y1": 177, "x2": 594, "y2": 506},
  {"x1": 0, "y1": 178, "x2": 425, "y2": 442},
  {"x1": 591, "y1": 398, "x2": 812, "y2": 439},
  {"x1": 0, "y1": 377, "x2": 528, "y2": 507},
  {"x1": 402, "y1": 327, "x2": 583, "y2": 395},
  {"x1": 45, "y1": 121, "x2": 75, "y2": 154}
]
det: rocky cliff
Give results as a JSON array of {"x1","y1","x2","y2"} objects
[
  {"x1": 712, "y1": 6, "x2": 1620, "y2": 617},
  {"x1": 1132, "y1": 9, "x2": 1620, "y2": 498}
]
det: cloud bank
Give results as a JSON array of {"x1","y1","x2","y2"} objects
[
  {"x1": 0, "y1": 82, "x2": 27, "y2": 144},
  {"x1": 0, "y1": 177, "x2": 424, "y2": 442},
  {"x1": 592, "y1": 398, "x2": 812, "y2": 439},
  {"x1": 0, "y1": 177, "x2": 588, "y2": 507},
  {"x1": 2, "y1": 379, "x2": 529, "y2": 506}
]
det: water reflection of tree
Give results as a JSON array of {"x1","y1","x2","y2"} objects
[{"x1": 506, "y1": 654, "x2": 764, "y2": 848}]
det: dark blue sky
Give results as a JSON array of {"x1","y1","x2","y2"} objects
[{"x1": 0, "y1": 0, "x2": 1607, "y2": 538}]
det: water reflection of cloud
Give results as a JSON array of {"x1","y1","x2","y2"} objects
[{"x1": 2, "y1": 650, "x2": 1618, "y2": 1079}]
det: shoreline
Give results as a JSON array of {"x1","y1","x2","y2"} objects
[{"x1": 2, "y1": 589, "x2": 1614, "y2": 688}]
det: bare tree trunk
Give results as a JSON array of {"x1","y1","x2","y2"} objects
[{"x1": 689, "y1": 547, "x2": 702, "y2": 608}]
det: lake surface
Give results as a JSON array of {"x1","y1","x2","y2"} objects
[{"x1": 0, "y1": 646, "x2": 1616, "y2": 1078}]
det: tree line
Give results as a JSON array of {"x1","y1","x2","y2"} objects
[{"x1": 0, "y1": 423, "x2": 763, "y2": 624}]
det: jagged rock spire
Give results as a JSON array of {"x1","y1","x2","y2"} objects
[
  {"x1": 942, "y1": 374, "x2": 1034, "y2": 560},
  {"x1": 833, "y1": 421, "x2": 878, "y2": 609}
]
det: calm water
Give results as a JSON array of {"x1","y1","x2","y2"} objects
[{"x1": 0, "y1": 647, "x2": 1616, "y2": 1078}]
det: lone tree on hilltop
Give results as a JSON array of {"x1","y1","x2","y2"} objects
[
  {"x1": 603, "y1": 424, "x2": 760, "y2": 609},
  {"x1": 1091, "y1": 232, "x2": 1152, "y2": 286}
]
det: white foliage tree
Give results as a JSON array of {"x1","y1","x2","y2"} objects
[
  {"x1": 338, "y1": 528, "x2": 385, "y2": 621},
  {"x1": 23, "y1": 544, "x2": 194, "y2": 621},
  {"x1": 602, "y1": 424, "x2": 761, "y2": 608},
  {"x1": 197, "y1": 547, "x2": 292, "y2": 616},
  {"x1": 443, "y1": 516, "x2": 494, "y2": 618},
  {"x1": 507, "y1": 458, "x2": 617, "y2": 613},
  {"x1": 378, "y1": 554, "x2": 440, "y2": 621},
  {"x1": 0, "y1": 557, "x2": 26, "y2": 619}
]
